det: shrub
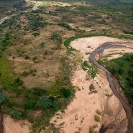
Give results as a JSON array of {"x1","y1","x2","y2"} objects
[
  {"x1": 25, "y1": 55, "x2": 30, "y2": 59},
  {"x1": 89, "y1": 84, "x2": 95, "y2": 92},
  {"x1": 52, "y1": 32, "x2": 59, "y2": 38},
  {"x1": 52, "y1": 100, "x2": 60, "y2": 110},
  {"x1": 58, "y1": 23, "x2": 72, "y2": 30},
  {"x1": 14, "y1": 77, "x2": 23, "y2": 86},
  {"x1": 32, "y1": 32, "x2": 40, "y2": 37},
  {"x1": 11, "y1": 110, "x2": 22, "y2": 120},
  {"x1": 61, "y1": 88, "x2": 71, "y2": 98},
  {"x1": 96, "y1": 109, "x2": 102, "y2": 115},
  {"x1": 25, "y1": 100, "x2": 36, "y2": 110},
  {"x1": 22, "y1": 71, "x2": 29, "y2": 77},
  {"x1": 32, "y1": 56, "x2": 37, "y2": 61},
  {"x1": 39, "y1": 96, "x2": 52, "y2": 108},
  {"x1": 94, "y1": 115, "x2": 100, "y2": 122},
  {"x1": 33, "y1": 87, "x2": 45, "y2": 96},
  {"x1": 40, "y1": 42, "x2": 45, "y2": 48},
  {"x1": 0, "y1": 93, "x2": 9, "y2": 105},
  {"x1": 89, "y1": 126, "x2": 94, "y2": 133}
]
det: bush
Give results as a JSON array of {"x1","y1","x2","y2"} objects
[
  {"x1": 14, "y1": 77, "x2": 23, "y2": 86},
  {"x1": 40, "y1": 42, "x2": 45, "y2": 48},
  {"x1": 25, "y1": 55, "x2": 30, "y2": 59},
  {"x1": 32, "y1": 32, "x2": 40, "y2": 37},
  {"x1": 61, "y1": 88, "x2": 71, "y2": 98},
  {"x1": 58, "y1": 23, "x2": 72, "y2": 30},
  {"x1": 25, "y1": 100, "x2": 36, "y2": 110},
  {"x1": 94, "y1": 115, "x2": 100, "y2": 122},
  {"x1": 11, "y1": 110, "x2": 22, "y2": 120},
  {"x1": 22, "y1": 71, "x2": 29, "y2": 77},
  {"x1": 89, "y1": 84, "x2": 95, "y2": 92},
  {"x1": 96, "y1": 109, "x2": 102, "y2": 115},
  {"x1": 89, "y1": 126, "x2": 94, "y2": 133},
  {"x1": 0, "y1": 93, "x2": 9, "y2": 105},
  {"x1": 39, "y1": 96, "x2": 52, "y2": 108},
  {"x1": 52, "y1": 32, "x2": 59, "y2": 38}
]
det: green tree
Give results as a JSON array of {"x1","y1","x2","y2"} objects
[
  {"x1": 11, "y1": 110, "x2": 22, "y2": 120},
  {"x1": 0, "y1": 93, "x2": 9, "y2": 105},
  {"x1": 39, "y1": 96, "x2": 52, "y2": 108}
]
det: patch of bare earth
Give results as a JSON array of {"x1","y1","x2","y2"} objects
[
  {"x1": 3, "y1": 115, "x2": 31, "y2": 133},
  {"x1": 51, "y1": 36, "x2": 133, "y2": 133}
]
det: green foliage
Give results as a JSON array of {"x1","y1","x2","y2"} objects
[
  {"x1": 82, "y1": 61, "x2": 97, "y2": 78},
  {"x1": 58, "y1": 23, "x2": 72, "y2": 30},
  {"x1": 0, "y1": 93, "x2": 9, "y2": 105},
  {"x1": 96, "y1": 109, "x2": 102, "y2": 115},
  {"x1": 40, "y1": 42, "x2": 45, "y2": 47},
  {"x1": 22, "y1": 71, "x2": 29, "y2": 77},
  {"x1": 52, "y1": 32, "x2": 59, "y2": 38},
  {"x1": 11, "y1": 110, "x2": 22, "y2": 120},
  {"x1": 24, "y1": 55, "x2": 30, "y2": 59},
  {"x1": 61, "y1": 88, "x2": 71, "y2": 98},
  {"x1": 82, "y1": 61, "x2": 90, "y2": 71},
  {"x1": 51, "y1": 32, "x2": 62, "y2": 49},
  {"x1": 99, "y1": 53, "x2": 133, "y2": 104},
  {"x1": 39, "y1": 96, "x2": 52, "y2": 108},
  {"x1": 32, "y1": 32, "x2": 40, "y2": 37},
  {"x1": 14, "y1": 77, "x2": 23, "y2": 86},
  {"x1": 94, "y1": 115, "x2": 100, "y2": 122},
  {"x1": 89, "y1": 126, "x2": 94, "y2": 133}
]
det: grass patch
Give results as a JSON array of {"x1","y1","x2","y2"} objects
[{"x1": 0, "y1": 54, "x2": 18, "y2": 91}]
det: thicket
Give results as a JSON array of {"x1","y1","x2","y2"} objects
[{"x1": 99, "y1": 53, "x2": 133, "y2": 104}]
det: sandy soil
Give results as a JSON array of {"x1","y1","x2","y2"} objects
[
  {"x1": 51, "y1": 36, "x2": 133, "y2": 133},
  {"x1": 3, "y1": 115, "x2": 31, "y2": 133}
]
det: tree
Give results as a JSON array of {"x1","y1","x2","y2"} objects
[
  {"x1": 11, "y1": 110, "x2": 22, "y2": 120},
  {"x1": 39, "y1": 96, "x2": 52, "y2": 108},
  {"x1": 61, "y1": 88, "x2": 71, "y2": 98},
  {"x1": 0, "y1": 93, "x2": 9, "y2": 105}
]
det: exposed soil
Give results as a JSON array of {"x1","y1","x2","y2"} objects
[{"x1": 3, "y1": 115, "x2": 31, "y2": 133}]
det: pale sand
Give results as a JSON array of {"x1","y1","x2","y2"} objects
[
  {"x1": 3, "y1": 115, "x2": 31, "y2": 133},
  {"x1": 51, "y1": 36, "x2": 133, "y2": 133}
]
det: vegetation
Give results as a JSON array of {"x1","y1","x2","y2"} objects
[
  {"x1": 89, "y1": 126, "x2": 95, "y2": 133},
  {"x1": 82, "y1": 61, "x2": 97, "y2": 78},
  {"x1": 0, "y1": 0, "x2": 133, "y2": 132},
  {"x1": 99, "y1": 53, "x2": 133, "y2": 104},
  {"x1": 94, "y1": 115, "x2": 100, "y2": 122},
  {"x1": 0, "y1": 93, "x2": 9, "y2": 105}
]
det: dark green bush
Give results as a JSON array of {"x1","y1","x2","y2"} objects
[
  {"x1": 39, "y1": 96, "x2": 52, "y2": 108},
  {"x1": 11, "y1": 110, "x2": 22, "y2": 120},
  {"x1": 0, "y1": 93, "x2": 9, "y2": 105},
  {"x1": 14, "y1": 77, "x2": 23, "y2": 86},
  {"x1": 22, "y1": 71, "x2": 29, "y2": 77},
  {"x1": 61, "y1": 88, "x2": 71, "y2": 98}
]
